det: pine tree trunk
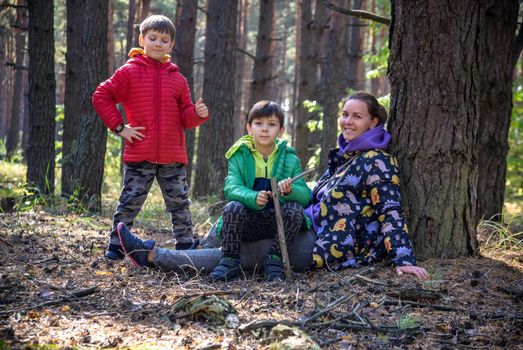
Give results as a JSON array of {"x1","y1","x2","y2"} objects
[
  {"x1": 343, "y1": 0, "x2": 364, "y2": 91},
  {"x1": 126, "y1": 0, "x2": 136, "y2": 55},
  {"x1": 62, "y1": 0, "x2": 84, "y2": 196},
  {"x1": 234, "y1": 0, "x2": 248, "y2": 140},
  {"x1": 0, "y1": 25, "x2": 6, "y2": 139},
  {"x1": 294, "y1": 0, "x2": 320, "y2": 167},
  {"x1": 388, "y1": 0, "x2": 479, "y2": 258},
  {"x1": 477, "y1": 0, "x2": 518, "y2": 221},
  {"x1": 318, "y1": 3, "x2": 346, "y2": 173},
  {"x1": 70, "y1": 0, "x2": 109, "y2": 212},
  {"x1": 174, "y1": 0, "x2": 198, "y2": 186},
  {"x1": 193, "y1": 0, "x2": 238, "y2": 197},
  {"x1": 250, "y1": 0, "x2": 276, "y2": 105},
  {"x1": 26, "y1": 0, "x2": 56, "y2": 194},
  {"x1": 6, "y1": 0, "x2": 27, "y2": 160}
]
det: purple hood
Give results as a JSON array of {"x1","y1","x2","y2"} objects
[{"x1": 338, "y1": 124, "x2": 390, "y2": 155}]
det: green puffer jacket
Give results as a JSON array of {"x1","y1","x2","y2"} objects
[{"x1": 215, "y1": 136, "x2": 311, "y2": 237}]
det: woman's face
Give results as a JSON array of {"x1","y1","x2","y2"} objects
[{"x1": 339, "y1": 99, "x2": 379, "y2": 142}]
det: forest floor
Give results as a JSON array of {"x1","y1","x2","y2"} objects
[{"x1": 0, "y1": 210, "x2": 522, "y2": 350}]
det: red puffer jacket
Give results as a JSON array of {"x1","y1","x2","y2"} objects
[{"x1": 92, "y1": 52, "x2": 208, "y2": 164}]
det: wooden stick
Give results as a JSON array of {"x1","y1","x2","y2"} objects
[
  {"x1": 289, "y1": 168, "x2": 316, "y2": 183},
  {"x1": 270, "y1": 177, "x2": 293, "y2": 281}
]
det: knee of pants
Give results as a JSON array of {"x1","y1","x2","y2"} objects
[
  {"x1": 223, "y1": 201, "x2": 247, "y2": 216},
  {"x1": 280, "y1": 201, "x2": 304, "y2": 216}
]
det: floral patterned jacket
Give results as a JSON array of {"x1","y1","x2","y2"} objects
[{"x1": 308, "y1": 148, "x2": 417, "y2": 270}]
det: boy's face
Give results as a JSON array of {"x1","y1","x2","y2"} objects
[
  {"x1": 246, "y1": 115, "x2": 284, "y2": 150},
  {"x1": 139, "y1": 30, "x2": 175, "y2": 62}
]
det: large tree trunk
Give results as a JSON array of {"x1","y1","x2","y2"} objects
[
  {"x1": 193, "y1": 0, "x2": 238, "y2": 197},
  {"x1": 70, "y1": 0, "x2": 109, "y2": 212},
  {"x1": 174, "y1": 0, "x2": 198, "y2": 186},
  {"x1": 62, "y1": 0, "x2": 84, "y2": 196},
  {"x1": 477, "y1": 0, "x2": 519, "y2": 221},
  {"x1": 26, "y1": 0, "x2": 56, "y2": 194},
  {"x1": 6, "y1": 0, "x2": 27, "y2": 160},
  {"x1": 388, "y1": 0, "x2": 479, "y2": 259},
  {"x1": 318, "y1": 1, "x2": 347, "y2": 173},
  {"x1": 250, "y1": 0, "x2": 276, "y2": 106}
]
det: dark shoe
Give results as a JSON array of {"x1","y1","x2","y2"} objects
[
  {"x1": 117, "y1": 222, "x2": 156, "y2": 267},
  {"x1": 264, "y1": 256, "x2": 285, "y2": 282},
  {"x1": 175, "y1": 239, "x2": 200, "y2": 250},
  {"x1": 210, "y1": 257, "x2": 240, "y2": 281},
  {"x1": 105, "y1": 243, "x2": 125, "y2": 260}
]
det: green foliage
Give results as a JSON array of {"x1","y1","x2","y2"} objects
[
  {"x1": 506, "y1": 80, "x2": 523, "y2": 202},
  {"x1": 478, "y1": 212, "x2": 523, "y2": 251},
  {"x1": 397, "y1": 315, "x2": 420, "y2": 330}
]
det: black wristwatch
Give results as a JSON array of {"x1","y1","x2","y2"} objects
[{"x1": 113, "y1": 124, "x2": 124, "y2": 134}]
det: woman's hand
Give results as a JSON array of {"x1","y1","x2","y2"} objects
[
  {"x1": 256, "y1": 190, "x2": 271, "y2": 207},
  {"x1": 119, "y1": 125, "x2": 145, "y2": 143},
  {"x1": 278, "y1": 177, "x2": 292, "y2": 195},
  {"x1": 396, "y1": 265, "x2": 430, "y2": 279}
]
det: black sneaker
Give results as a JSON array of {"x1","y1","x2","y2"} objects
[
  {"x1": 210, "y1": 257, "x2": 240, "y2": 281},
  {"x1": 105, "y1": 244, "x2": 125, "y2": 260},
  {"x1": 264, "y1": 256, "x2": 285, "y2": 282},
  {"x1": 117, "y1": 222, "x2": 156, "y2": 267}
]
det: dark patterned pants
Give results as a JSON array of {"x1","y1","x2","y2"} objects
[
  {"x1": 221, "y1": 201, "x2": 304, "y2": 257},
  {"x1": 109, "y1": 162, "x2": 193, "y2": 245}
]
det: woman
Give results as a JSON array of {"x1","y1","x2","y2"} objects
[{"x1": 305, "y1": 91, "x2": 428, "y2": 279}]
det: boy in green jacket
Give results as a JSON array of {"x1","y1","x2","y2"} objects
[{"x1": 210, "y1": 101, "x2": 311, "y2": 282}]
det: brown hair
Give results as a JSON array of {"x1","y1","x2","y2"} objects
[
  {"x1": 140, "y1": 15, "x2": 176, "y2": 41},
  {"x1": 247, "y1": 100, "x2": 285, "y2": 127},
  {"x1": 346, "y1": 91, "x2": 388, "y2": 125}
]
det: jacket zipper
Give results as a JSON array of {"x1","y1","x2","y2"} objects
[{"x1": 155, "y1": 63, "x2": 160, "y2": 163}]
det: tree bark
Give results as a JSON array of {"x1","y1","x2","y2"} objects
[
  {"x1": 0, "y1": 25, "x2": 7, "y2": 139},
  {"x1": 70, "y1": 0, "x2": 109, "y2": 212},
  {"x1": 6, "y1": 0, "x2": 27, "y2": 160},
  {"x1": 388, "y1": 0, "x2": 479, "y2": 258},
  {"x1": 174, "y1": 0, "x2": 198, "y2": 186},
  {"x1": 318, "y1": 1, "x2": 347, "y2": 173},
  {"x1": 193, "y1": 0, "x2": 238, "y2": 197},
  {"x1": 342, "y1": 0, "x2": 364, "y2": 92},
  {"x1": 62, "y1": 0, "x2": 84, "y2": 196},
  {"x1": 126, "y1": 0, "x2": 136, "y2": 55},
  {"x1": 234, "y1": 0, "x2": 248, "y2": 140},
  {"x1": 26, "y1": 0, "x2": 56, "y2": 194},
  {"x1": 477, "y1": 0, "x2": 519, "y2": 221},
  {"x1": 250, "y1": 0, "x2": 276, "y2": 106},
  {"x1": 294, "y1": 0, "x2": 322, "y2": 167}
]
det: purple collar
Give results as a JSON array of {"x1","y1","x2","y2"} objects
[{"x1": 338, "y1": 125, "x2": 390, "y2": 154}]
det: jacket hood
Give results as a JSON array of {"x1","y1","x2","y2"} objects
[
  {"x1": 127, "y1": 48, "x2": 178, "y2": 71},
  {"x1": 225, "y1": 135, "x2": 288, "y2": 159}
]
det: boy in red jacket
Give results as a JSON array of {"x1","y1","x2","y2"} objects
[{"x1": 92, "y1": 15, "x2": 209, "y2": 260}]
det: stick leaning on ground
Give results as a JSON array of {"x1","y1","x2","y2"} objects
[{"x1": 270, "y1": 168, "x2": 316, "y2": 281}]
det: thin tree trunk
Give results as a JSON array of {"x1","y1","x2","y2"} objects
[
  {"x1": 126, "y1": 0, "x2": 136, "y2": 55},
  {"x1": 193, "y1": 0, "x2": 238, "y2": 197},
  {"x1": 107, "y1": 0, "x2": 115, "y2": 73},
  {"x1": 388, "y1": 0, "x2": 479, "y2": 258},
  {"x1": 26, "y1": 0, "x2": 56, "y2": 194},
  {"x1": 477, "y1": 0, "x2": 519, "y2": 221},
  {"x1": 62, "y1": 0, "x2": 83, "y2": 196},
  {"x1": 6, "y1": 0, "x2": 27, "y2": 160},
  {"x1": 318, "y1": 1, "x2": 346, "y2": 173},
  {"x1": 70, "y1": 0, "x2": 109, "y2": 212},
  {"x1": 174, "y1": 0, "x2": 198, "y2": 186},
  {"x1": 234, "y1": 0, "x2": 248, "y2": 140},
  {"x1": 343, "y1": 0, "x2": 364, "y2": 91},
  {"x1": 0, "y1": 26, "x2": 7, "y2": 139},
  {"x1": 295, "y1": 0, "x2": 321, "y2": 167},
  {"x1": 291, "y1": 0, "x2": 301, "y2": 146},
  {"x1": 250, "y1": 0, "x2": 276, "y2": 106}
]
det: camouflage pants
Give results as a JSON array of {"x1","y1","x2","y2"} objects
[
  {"x1": 110, "y1": 162, "x2": 193, "y2": 245},
  {"x1": 221, "y1": 201, "x2": 304, "y2": 257}
]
